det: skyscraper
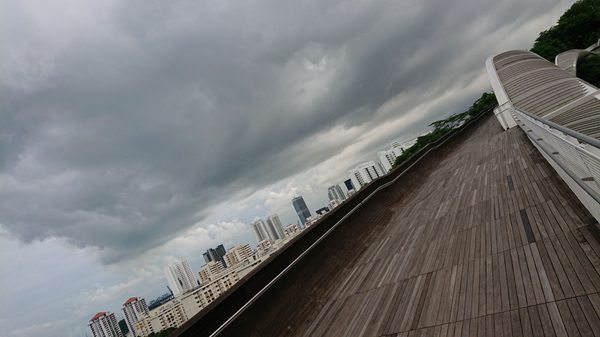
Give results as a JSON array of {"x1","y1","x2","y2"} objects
[
  {"x1": 163, "y1": 259, "x2": 198, "y2": 296},
  {"x1": 203, "y1": 244, "x2": 227, "y2": 267},
  {"x1": 292, "y1": 196, "x2": 311, "y2": 226},
  {"x1": 122, "y1": 297, "x2": 149, "y2": 337},
  {"x1": 251, "y1": 219, "x2": 269, "y2": 242},
  {"x1": 327, "y1": 185, "x2": 346, "y2": 202},
  {"x1": 266, "y1": 214, "x2": 286, "y2": 241},
  {"x1": 89, "y1": 312, "x2": 124, "y2": 337}
]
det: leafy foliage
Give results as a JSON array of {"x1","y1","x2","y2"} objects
[
  {"x1": 118, "y1": 319, "x2": 129, "y2": 335},
  {"x1": 392, "y1": 93, "x2": 496, "y2": 168},
  {"x1": 530, "y1": 0, "x2": 600, "y2": 86},
  {"x1": 578, "y1": 54, "x2": 600, "y2": 86}
]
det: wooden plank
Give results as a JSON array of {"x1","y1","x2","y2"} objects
[
  {"x1": 566, "y1": 297, "x2": 594, "y2": 337},
  {"x1": 555, "y1": 300, "x2": 581, "y2": 337},
  {"x1": 524, "y1": 245, "x2": 545, "y2": 304},
  {"x1": 498, "y1": 252, "x2": 510, "y2": 312},
  {"x1": 527, "y1": 305, "x2": 546, "y2": 337},
  {"x1": 510, "y1": 249, "x2": 527, "y2": 308},
  {"x1": 537, "y1": 303, "x2": 557, "y2": 337},
  {"x1": 530, "y1": 243, "x2": 555, "y2": 302},
  {"x1": 535, "y1": 238, "x2": 565, "y2": 300},
  {"x1": 546, "y1": 302, "x2": 568, "y2": 337},
  {"x1": 576, "y1": 296, "x2": 600, "y2": 337}
]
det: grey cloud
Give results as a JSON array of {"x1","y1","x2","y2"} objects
[{"x1": 0, "y1": 0, "x2": 568, "y2": 263}]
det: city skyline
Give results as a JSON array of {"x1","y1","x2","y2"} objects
[{"x1": 0, "y1": 0, "x2": 578, "y2": 336}]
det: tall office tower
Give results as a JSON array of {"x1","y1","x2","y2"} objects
[
  {"x1": 163, "y1": 259, "x2": 198, "y2": 296},
  {"x1": 251, "y1": 219, "x2": 270, "y2": 242},
  {"x1": 203, "y1": 244, "x2": 227, "y2": 267},
  {"x1": 89, "y1": 312, "x2": 124, "y2": 337},
  {"x1": 122, "y1": 297, "x2": 149, "y2": 337},
  {"x1": 327, "y1": 185, "x2": 346, "y2": 202},
  {"x1": 266, "y1": 214, "x2": 286, "y2": 240},
  {"x1": 349, "y1": 161, "x2": 385, "y2": 190},
  {"x1": 292, "y1": 196, "x2": 311, "y2": 226}
]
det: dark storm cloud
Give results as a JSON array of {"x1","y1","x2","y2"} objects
[{"x1": 0, "y1": 0, "x2": 562, "y2": 263}]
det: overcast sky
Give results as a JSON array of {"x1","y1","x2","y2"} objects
[{"x1": 0, "y1": 0, "x2": 575, "y2": 336}]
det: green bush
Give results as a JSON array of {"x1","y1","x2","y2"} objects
[
  {"x1": 392, "y1": 93, "x2": 495, "y2": 168},
  {"x1": 530, "y1": 0, "x2": 600, "y2": 86}
]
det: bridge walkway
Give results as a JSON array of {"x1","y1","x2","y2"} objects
[{"x1": 219, "y1": 114, "x2": 600, "y2": 337}]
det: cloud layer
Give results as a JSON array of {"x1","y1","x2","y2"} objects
[{"x1": 0, "y1": 0, "x2": 569, "y2": 263}]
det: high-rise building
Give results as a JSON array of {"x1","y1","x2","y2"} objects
[
  {"x1": 266, "y1": 214, "x2": 286, "y2": 241},
  {"x1": 89, "y1": 312, "x2": 124, "y2": 337},
  {"x1": 163, "y1": 259, "x2": 198, "y2": 296},
  {"x1": 251, "y1": 219, "x2": 269, "y2": 242},
  {"x1": 122, "y1": 297, "x2": 149, "y2": 337},
  {"x1": 349, "y1": 161, "x2": 385, "y2": 190},
  {"x1": 327, "y1": 185, "x2": 346, "y2": 202},
  {"x1": 292, "y1": 196, "x2": 311, "y2": 226},
  {"x1": 203, "y1": 244, "x2": 227, "y2": 267}
]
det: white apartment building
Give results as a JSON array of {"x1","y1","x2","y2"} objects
[
  {"x1": 122, "y1": 297, "x2": 149, "y2": 337},
  {"x1": 327, "y1": 185, "x2": 346, "y2": 203},
  {"x1": 133, "y1": 317, "x2": 154, "y2": 337},
  {"x1": 223, "y1": 244, "x2": 253, "y2": 268},
  {"x1": 328, "y1": 199, "x2": 340, "y2": 210},
  {"x1": 163, "y1": 259, "x2": 198, "y2": 296},
  {"x1": 147, "y1": 298, "x2": 189, "y2": 333},
  {"x1": 349, "y1": 160, "x2": 385, "y2": 190},
  {"x1": 198, "y1": 261, "x2": 225, "y2": 284},
  {"x1": 377, "y1": 149, "x2": 397, "y2": 173},
  {"x1": 284, "y1": 224, "x2": 302, "y2": 238},
  {"x1": 89, "y1": 312, "x2": 124, "y2": 337},
  {"x1": 378, "y1": 138, "x2": 420, "y2": 173},
  {"x1": 256, "y1": 239, "x2": 273, "y2": 257}
]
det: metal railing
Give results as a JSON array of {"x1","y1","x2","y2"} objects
[{"x1": 512, "y1": 107, "x2": 600, "y2": 207}]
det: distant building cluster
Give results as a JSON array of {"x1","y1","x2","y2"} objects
[
  {"x1": 87, "y1": 134, "x2": 426, "y2": 337},
  {"x1": 89, "y1": 218, "x2": 311, "y2": 337}
]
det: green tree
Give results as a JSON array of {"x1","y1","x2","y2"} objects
[
  {"x1": 392, "y1": 93, "x2": 496, "y2": 168},
  {"x1": 530, "y1": 0, "x2": 600, "y2": 86},
  {"x1": 118, "y1": 319, "x2": 129, "y2": 335}
]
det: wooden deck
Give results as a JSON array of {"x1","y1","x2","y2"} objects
[{"x1": 219, "y1": 114, "x2": 600, "y2": 337}]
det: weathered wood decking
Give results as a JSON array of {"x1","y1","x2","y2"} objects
[{"x1": 220, "y1": 114, "x2": 600, "y2": 337}]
